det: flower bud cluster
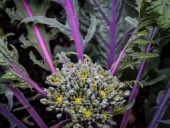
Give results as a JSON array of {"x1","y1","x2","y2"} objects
[{"x1": 41, "y1": 59, "x2": 130, "y2": 127}]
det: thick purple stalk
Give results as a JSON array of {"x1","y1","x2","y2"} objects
[
  {"x1": 107, "y1": 1, "x2": 117, "y2": 123},
  {"x1": 120, "y1": 28, "x2": 157, "y2": 128},
  {"x1": 8, "y1": 86, "x2": 48, "y2": 128},
  {"x1": 111, "y1": 30, "x2": 137, "y2": 75},
  {"x1": 91, "y1": 0, "x2": 110, "y2": 27},
  {"x1": 120, "y1": 61, "x2": 146, "y2": 128},
  {"x1": 0, "y1": 105, "x2": 27, "y2": 128},
  {"x1": 148, "y1": 81, "x2": 170, "y2": 128},
  {"x1": 53, "y1": 119, "x2": 71, "y2": 128},
  {"x1": 9, "y1": 62, "x2": 47, "y2": 97},
  {"x1": 65, "y1": 0, "x2": 84, "y2": 61},
  {"x1": 108, "y1": 0, "x2": 117, "y2": 69},
  {"x1": 21, "y1": 0, "x2": 56, "y2": 73}
]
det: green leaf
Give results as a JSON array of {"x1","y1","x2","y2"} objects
[
  {"x1": 12, "y1": 105, "x2": 30, "y2": 112},
  {"x1": 125, "y1": 16, "x2": 138, "y2": 28},
  {"x1": 132, "y1": 38, "x2": 158, "y2": 46},
  {"x1": 129, "y1": 52, "x2": 159, "y2": 61},
  {"x1": 156, "y1": 90, "x2": 164, "y2": 105},
  {"x1": 142, "y1": 75, "x2": 166, "y2": 86},
  {"x1": 145, "y1": 57, "x2": 170, "y2": 128},
  {"x1": 0, "y1": 84, "x2": 8, "y2": 94},
  {"x1": 6, "y1": 0, "x2": 50, "y2": 22},
  {"x1": 55, "y1": 52, "x2": 70, "y2": 64},
  {"x1": 1, "y1": 70, "x2": 18, "y2": 80},
  {"x1": 1, "y1": 69, "x2": 29, "y2": 89},
  {"x1": 20, "y1": 16, "x2": 72, "y2": 39},
  {"x1": 5, "y1": 90, "x2": 13, "y2": 111},
  {"x1": 0, "y1": 38, "x2": 18, "y2": 62},
  {"x1": 159, "y1": 119, "x2": 170, "y2": 124},
  {"x1": 29, "y1": 51, "x2": 48, "y2": 70},
  {"x1": 0, "y1": 52, "x2": 7, "y2": 66},
  {"x1": 113, "y1": 100, "x2": 135, "y2": 116},
  {"x1": 136, "y1": 29, "x2": 149, "y2": 37},
  {"x1": 29, "y1": 0, "x2": 51, "y2": 16},
  {"x1": 135, "y1": 0, "x2": 143, "y2": 12},
  {"x1": 146, "y1": 0, "x2": 170, "y2": 29},
  {"x1": 83, "y1": 14, "x2": 98, "y2": 45},
  {"x1": 5, "y1": 4, "x2": 26, "y2": 22}
]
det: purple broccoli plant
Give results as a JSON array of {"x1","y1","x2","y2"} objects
[{"x1": 0, "y1": 0, "x2": 170, "y2": 128}]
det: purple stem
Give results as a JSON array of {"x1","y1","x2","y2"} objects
[
  {"x1": 108, "y1": 0, "x2": 117, "y2": 69},
  {"x1": 21, "y1": 0, "x2": 56, "y2": 73},
  {"x1": 64, "y1": 0, "x2": 84, "y2": 61},
  {"x1": 53, "y1": 119, "x2": 71, "y2": 128},
  {"x1": 107, "y1": 1, "x2": 117, "y2": 127},
  {"x1": 120, "y1": 28, "x2": 157, "y2": 128},
  {"x1": 116, "y1": 0, "x2": 125, "y2": 22},
  {"x1": 0, "y1": 104, "x2": 27, "y2": 128},
  {"x1": 120, "y1": 61, "x2": 146, "y2": 128},
  {"x1": 8, "y1": 86, "x2": 48, "y2": 128},
  {"x1": 91, "y1": 0, "x2": 110, "y2": 27},
  {"x1": 148, "y1": 81, "x2": 170, "y2": 128},
  {"x1": 9, "y1": 62, "x2": 47, "y2": 97},
  {"x1": 111, "y1": 30, "x2": 137, "y2": 75}
]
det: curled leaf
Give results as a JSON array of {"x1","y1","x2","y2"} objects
[{"x1": 113, "y1": 100, "x2": 135, "y2": 116}]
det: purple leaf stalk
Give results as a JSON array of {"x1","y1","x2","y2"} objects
[
  {"x1": 148, "y1": 81, "x2": 170, "y2": 128},
  {"x1": 7, "y1": 85, "x2": 48, "y2": 128},
  {"x1": 111, "y1": 30, "x2": 137, "y2": 75},
  {"x1": 107, "y1": 0, "x2": 117, "y2": 127},
  {"x1": 53, "y1": 119, "x2": 71, "y2": 128},
  {"x1": 120, "y1": 28, "x2": 158, "y2": 128},
  {"x1": 9, "y1": 62, "x2": 47, "y2": 97},
  {"x1": 65, "y1": 0, "x2": 84, "y2": 61},
  {"x1": 91, "y1": 0, "x2": 110, "y2": 27},
  {"x1": 21, "y1": 0, "x2": 56, "y2": 73},
  {"x1": 48, "y1": 1, "x2": 85, "y2": 126},
  {"x1": 0, "y1": 104, "x2": 27, "y2": 128},
  {"x1": 59, "y1": 0, "x2": 84, "y2": 61},
  {"x1": 108, "y1": 0, "x2": 117, "y2": 69}
]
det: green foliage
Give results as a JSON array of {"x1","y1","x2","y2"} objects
[
  {"x1": 20, "y1": 16, "x2": 72, "y2": 39},
  {"x1": 0, "y1": 0, "x2": 170, "y2": 127},
  {"x1": 144, "y1": 44, "x2": 170, "y2": 128},
  {"x1": 113, "y1": 100, "x2": 135, "y2": 116},
  {"x1": 5, "y1": 1, "x2": 27, "y2": 22},
  {"x1": 147, "y1": 0, "x2": 170, "y2": 29},
  {"x1": 79, "y1": 0, "x2": 136, "y2": 67},
  {"x1": 83, "y1": 14, "x2": 98, "y2": 45},
  {"x1": 5, "y1": 0, "x2": 59, "y2": 71},
  {"x1": 0, "y1": 35, "x2": 29, "y2": 89},
  {"x1": 29, "y1": 51, "x2": 48, "y2": 70},
  {"x1": 125, "y1": 16, "x2": 138, "y2": 28},
  {"x1": 20, "y1": 0, "x2": 137, "y2": 68},
  {"x1": 135, "y1": 0, "x2": 170, "y2": 29},
  {"x1": 142, "y1": 75, "x2": 166, "y2": 86},
  {"x1": 115, "y1": 28, "x2": 158, "y2": 77}
]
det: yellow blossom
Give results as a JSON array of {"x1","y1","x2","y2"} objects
[
  {"x1": 84, "y1": 110, "x2": 92, "y2": 118},
  {"x1": 56, "y1": 95, "x2": 63, "y2": 104},
  {"x1": 75, "y1": 97, "x2": 83, "y2": 104},
  {"x1": 99, "y1": 90, "x2": 107, "y2": 99},
  {"x1": 103, "y1": 111, "x2": 109, "y2": 120}
]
